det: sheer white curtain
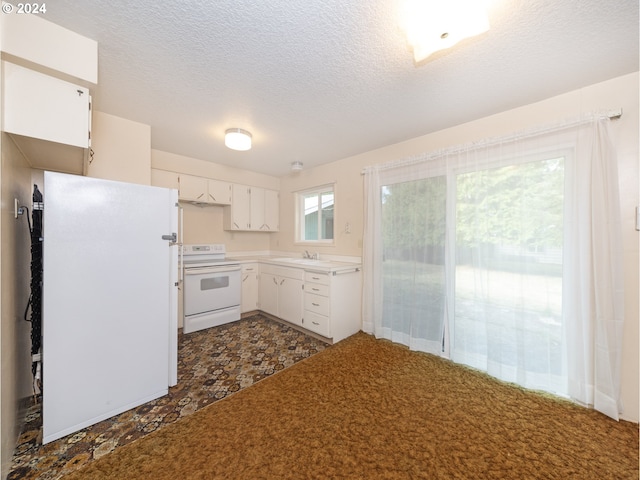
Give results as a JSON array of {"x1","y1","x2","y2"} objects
[{"x1": 362, "y1": 114, "x2": 625, "y2": 419}]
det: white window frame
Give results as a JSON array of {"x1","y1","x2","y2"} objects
[{"x1": 294, "y1": 183, "x2": 336, "y2": 245}]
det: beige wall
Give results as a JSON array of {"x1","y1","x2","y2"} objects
[
  {"x1": 87, "y1": 111, "x2": 151, "y2": 185},
  {"x1": 277, "y1": 72, "x2": 639, "y2": 422},
  {"x1": 152, "y1": 149, "x2": 279, "y2": 251},
  {"x1": 0, "y1": 134, "x2": 34, "y2": 479}
]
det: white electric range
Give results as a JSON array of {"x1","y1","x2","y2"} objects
[{"x1": 181, "y1": 244, "x2": 241, "y2": 333}]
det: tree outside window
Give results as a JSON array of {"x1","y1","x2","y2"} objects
[{"x1": 297, "y1": 186, "x2": 334, "y2": 243}]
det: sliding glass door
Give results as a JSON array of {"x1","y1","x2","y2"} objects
[
  {"x1": 378, "y1": 156, "x2": 567, "y2": 395},
  {"x1": 364, "y1": 115, "x2": 624, "y2": 418},
  {"x1": 452, "y1": 158, "x2": 566, "y2": 394},
  {"x1": 380, "y1": 176, "x2": 446, "y2": 354}
]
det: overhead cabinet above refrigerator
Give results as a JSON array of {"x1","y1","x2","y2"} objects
[{"x1": 2, "y1": 62, "x2": 92, "y2": 174}]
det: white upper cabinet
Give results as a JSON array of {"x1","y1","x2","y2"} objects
[
  {"x1": 3, "y1": 62, "x2": 91, "y2": 149},
  {"x1": 250, "y1": 186, "x2": 265, "y2": 230},
  {"x1": 207, "y1": 179, "x2": 232, "y2": 205},
  {"x1": 178, "y1": 174, "x2": 208, "y2": 203},
  {"x1": 225, "y1": 184, "x2": 252, "y2": 230},
  {"x1": 151, "y1": 172, "x2": 231, "y2": 205},
  {"x1": 0, "y1": 14, "x2": 97, "y2": 174},
  {"x1": 263, "y1": 189, "x2": 280, "y2": 232},
  {"x1": 151, "y1": 169, "x2": 180, "y2": 190},
  {"x1": 178, "y1": 174, "x2": 231, "y2": 205},
  {"x1": 223, "y1": 184, "x2": 279, "y2": 232}
]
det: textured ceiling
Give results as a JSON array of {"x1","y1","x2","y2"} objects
[{"x1": 43, "y1": 0, "x2": 638, "y2": 177}]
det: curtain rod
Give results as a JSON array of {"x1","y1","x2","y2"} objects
[{"x1": 362, "y1": 108, "x2": 624, "y2": 175}]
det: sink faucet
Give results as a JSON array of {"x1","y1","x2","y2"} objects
[{"x1": 303, "y1": 250, "x2": 311, "y2": 259}]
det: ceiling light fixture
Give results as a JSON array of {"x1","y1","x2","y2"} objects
[
  {"x1": 401, "y1": 0, "x2": 490, "y2": 63},
  {"x1": 225, "y1": 128, "x2": 252, "y2": 151},
  {"x1": 291, "y1": 161, "x2": 303, "y2": 173}
]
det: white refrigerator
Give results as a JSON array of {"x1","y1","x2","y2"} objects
[{"x1": 42, "y1": 171, "x2": 179, "y2": 444}]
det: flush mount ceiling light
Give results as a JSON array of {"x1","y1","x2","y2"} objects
[
  {"x1": 291, "y1": 161, "x2": 303, "y2": 172},
  {"x1": 225, "y1": 128, "x2": 252, "y2": 151},
  {"x1": 401, "y1": 0, "x2": 490, "y2": 63}
]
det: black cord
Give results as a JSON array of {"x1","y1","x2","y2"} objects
[
  {"x1": 21, "y1": 205, "x2": 32, "y2": 234},
  {"x1": 20, "y1": 205, "x2": 33, "y2": 322},
  {"x1": 29, "y1": 185, "x2": 44, "y2": 379},
  {"x1": 23, "y1": 293, "x2": 32, "y2": 322}
]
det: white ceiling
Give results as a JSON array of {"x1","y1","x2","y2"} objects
[{"x1": 44, "y1": 0, "x2": 638, "y2": 177}]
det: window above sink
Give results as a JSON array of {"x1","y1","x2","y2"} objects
[{"x1": 295, "y1": 184, "x2": 335, "y2": 245}]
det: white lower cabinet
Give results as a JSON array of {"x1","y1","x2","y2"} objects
[
  {"x1": 258, "y1": 264, "x2": 304, "y2": 326},
  {"x1": 241, "y1": 263, "x2": 259, "y2": 313},
  {"x1": 302, "y1": 269, "x2": 362, "y2": 342},
  {"x1": 255, "y1": 261, "x2": 361, "y2": 342}
]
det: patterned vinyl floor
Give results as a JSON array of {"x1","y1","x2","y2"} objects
[{"x1": 8, "y1": 314, "x2": 328, "y2": 480}]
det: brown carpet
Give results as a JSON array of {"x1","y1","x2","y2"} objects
[{"x1": 63, "y1": 332, "x2": 638, "y2": 480}]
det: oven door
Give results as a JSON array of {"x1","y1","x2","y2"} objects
[{"x1": 183, "y1": 265, "x2": 241, "y2": 316}]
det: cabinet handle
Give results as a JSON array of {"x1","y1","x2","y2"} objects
[
  {"x1": 312, "y1": 288, "x2": 319, "y2": 291},
  {"x1": 312, "y1": 302, "x2": 320, "y2": 307},
  {"x1": 280, "y1": 279, "x2": 285, "y2": 285},
  {"x1": 273, "y1": 277, "x2": 278, "y2": 285},
  {"x1": 242, "y1": 275, "x2": 248, "y2": 282},
  {"x1": 197, "y1": 193, "x2": 204, "y2": 199},
  {"x1": 312, "y1": 276, "x2": 320, "y2": 280},
  {"x1": 233, "y1": 222, "x2": 240, "y2": 229},
  {"x1": 209, "y1": 194, "x2": 216, "y2": 201},
  {"x1": 312, "y1": 321, "x2": 320, "y2": 326}
]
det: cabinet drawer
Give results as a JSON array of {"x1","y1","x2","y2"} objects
[
  {"x1": 304, "y1": 293, "x2": 329, "y2": 316},
  {"x1": 304, "y1": 271, "x2": 330, "y2": 286},
  {"x1": 242, "y1": 263, "x2": 258, "y2": 273},
  {"x1": 303, "y1": 310, "x2": 330, "y2": 337},
  {"x1": 305, "y1": 282, "x2": 329, "y2": 297}
]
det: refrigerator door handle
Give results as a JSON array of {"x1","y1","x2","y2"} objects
[{"x1": 162, "y1": 232, "x2": 177, "y2": 244}]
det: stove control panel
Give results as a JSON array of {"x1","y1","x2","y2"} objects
[{"x1": 183, "y1": 244, "x2": 226, "y2": 256}]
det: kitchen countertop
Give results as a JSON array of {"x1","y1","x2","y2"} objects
[{"x1": 228, "y1": 255, "x2": 361, "y2": 273}]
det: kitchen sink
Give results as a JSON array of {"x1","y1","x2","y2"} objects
[{"x1": 272, "y1": 257, "x2": 323, "y2": 264}]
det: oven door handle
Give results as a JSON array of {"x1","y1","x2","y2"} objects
[{"x1": 184, "y1": 265, "x2": 241, "y2": 276}]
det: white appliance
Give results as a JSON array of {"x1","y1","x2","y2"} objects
[
  {"x1": 182, "y1": 244, "x2": 241, "y2": 334},
  {"x1": 42, "y1": 171, "x2": 179, "y2": 444}
]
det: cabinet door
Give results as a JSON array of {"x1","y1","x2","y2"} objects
[
  {"x1": 278, "y1": 277, "x2": 304, "y2": 326},
  {"x1": 230, "y1": 185, "x2": 252, "y2": 230},
  {"x1": 263, "y1": 189, "x2": 279, "y2": 231},
  {"x1": 207, "y1": 179, "x2": 232, "y2": 205},
  {"x1": 258, "y1": 272, "x2": 278, "y2": 316},
  {"x1": 151, "y1": 169, "x2": 179, "y2": 190},
  {"x1": 250, "y1": 187, "x2": 265, "y2": 231},
  {"x1": 3, "y1": 62, "x2": 90, "y2": 148},
  {"x1": 179, "y1": 174, "x2": 208, "y2": 203},
  {"x1": 241, "y1": 264, "x2": 259, "y2": 313}
]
